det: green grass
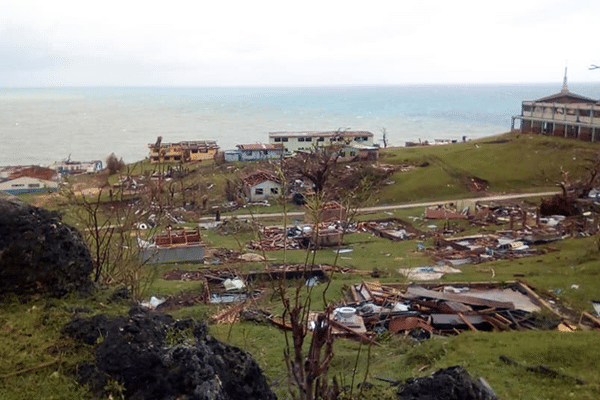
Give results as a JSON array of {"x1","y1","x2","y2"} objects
[
  {"x1": 374, "y1": 133, "x2": 600, "y2": 204},
  {"x1": 4, "y1": 132, "x2": 600, "y2": 399}
]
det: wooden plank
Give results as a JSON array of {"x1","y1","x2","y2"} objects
[
  {"x1": 517, "y1": 281, "x2": 562, "y2": 318},
  {"x1": 329, "y1": 319, "x2": 381, "y2": 346},
  {"x1": 405, "y1": 285, "x2": 515, "y2": 309},
  {"x1": 458, "y1": 313, "x2": 479, "y2": 331},
  {"x1": 481, "y1": 315, "x2": 511, "y2": 331},
  {"x1": 350, "y1": 285, "x2": 361, "y2": 303},
  {"x1": 494, "y1": 313, "x2": 512, "y2": 325},
  {"x1": 581, "y1": 311, "x2": 600, "y2": 328}
]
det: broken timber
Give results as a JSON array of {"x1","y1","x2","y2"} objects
[{"x1": 404, "y1": 285, "x2": 515, "y2": 309}]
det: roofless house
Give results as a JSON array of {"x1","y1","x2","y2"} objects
[
  {"x1": 148, "y1": 136, "x2": 219, "y2": 163},
  {"x1": 511, "y1": 69, "x2": 600, "y2": 142}
]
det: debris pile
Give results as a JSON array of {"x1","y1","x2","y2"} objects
[
  {"x1": 162, "y1": 264, "x2": 371, "y2": 309},
  {"x1": 283, "y1": 280, "x2": 599, "y2": 343},
  {"x1": 358, "y1": 218, "x2": 423, "y2": 241},
  {"x1": 425, "y1": 205, "x2": 469, "y2": 220},
  {"x1": 215, "y1": 217, "x2": 256, "y2": 235},
  {"x1": 430, "y1": 234, "x2": 543, "y2": 266},
  {"x1": 247, "y1": 226, "x2": 310, "y2": 251}
]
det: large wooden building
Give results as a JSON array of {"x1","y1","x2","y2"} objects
[
  {"x1": 148, "y1": 137, "x2": 219, "y2": 163},
  {"x1": 511, "y1": 70, "x2": 600, "y2": 142}
]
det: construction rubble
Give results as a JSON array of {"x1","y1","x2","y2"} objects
[
  {"x1": 244, "y1": 280, "x2": 599, "y2": 344},
  {"x1": 428, "y1": 234, "x2": 545, "y2": 267},
  {"x1": 161, "y1": 264, "x2": 371, "y2": 310},
  {"x1": 307, "y1": 280, "x2": 600, "y2": 342},
  {"x1": 357, "y1": 218, "x2": 424, "y2": 241},
  {"x1": 247, "y1": 222, "x2": 356, "y2": 251}
]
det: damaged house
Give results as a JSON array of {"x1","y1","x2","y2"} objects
[
  {"x1": 0, "y1": 166, "x2": 59, "y2": 195},
  {"x1": 148, "y1": 136, "x2": 219, "y2": 163},
  {"x1": 241, "y1": 170, "x2": 282, "y2": 202}
]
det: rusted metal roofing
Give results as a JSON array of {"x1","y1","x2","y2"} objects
[
  {"x1": 7, "y1": 166, "x2": 58, "y2": 181},
  {"x1": 241, "y1": 170, "x2": 281, "y2": 187}
]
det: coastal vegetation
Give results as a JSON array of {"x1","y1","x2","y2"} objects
[{"x1": 2, "y1": 132, "x2": 600, "y2": 399}]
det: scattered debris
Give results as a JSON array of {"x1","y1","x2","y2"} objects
[
  {"x1": 270, "y1": 280, "x2": 598, "y2": 342},
  {"x1": 140, "y1": 296, "x2": 166, "y2": 309},
  {"x1": 358, "y1": 218, "x2": 424, "y2": 241},
  {"x1": 398, "y1": 265, "x2": 462, "y2": 281},
  {"x1": 425, "y1": 206, "x2": 469, "y2": 220},
  {"x1": 428, "y1": 234, "x2": 548, "y2": 267}
]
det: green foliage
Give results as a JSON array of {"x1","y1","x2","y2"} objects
[{"x1": 164, "y1": 325, "x2": 197, "y2": 348}]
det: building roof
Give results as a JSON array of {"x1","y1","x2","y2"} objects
[
  {"x1": 237, "y1": 143, "x2": 284, "y2": 150},
  {"x1": 5, "y1": 166, "x2": 58, "y2": 181},
  {"x1": 269, "y1": 131, "x2": 373, "y2": 138},
  {"x1": 241, "y1": 170, "x2": 282, "y2": 187},
  {"x1": 532, "y1": 69, "x2": 598, "y2": 104},
  {"x1": 148, "y1": 140, "x2": 219, "y2": 150},
  {"x1": 533, "y1": 91, "x2": 598, "y2": 104}
]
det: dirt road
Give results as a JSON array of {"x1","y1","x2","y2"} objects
[{"x1": 199, "y1": 190, "x2": 559, "y2": 222}]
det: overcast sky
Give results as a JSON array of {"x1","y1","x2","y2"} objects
[{"x1": 2, "y1": 0, "x2": 600, "y2": 87}]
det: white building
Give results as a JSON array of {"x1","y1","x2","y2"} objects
[
  {"x1": 51, "y1": 159, "x2": 103, "y2": 174},
  {"x1": 241, "y1": 170, "x2": 282, "y2": 202},
  {"x1": 268, "y1": 131, "x2": 374, "y2": 153},
  {"x1": 0, "y1": 176, "x2": 59, "y2": 195}
]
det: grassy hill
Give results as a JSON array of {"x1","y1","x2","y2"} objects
[
  {"x1": 374, "y1": 133, "x2": 600, "y2": 204},
  {"x1": 2, "y1": 132, "x2": 600, "y2": 400}
]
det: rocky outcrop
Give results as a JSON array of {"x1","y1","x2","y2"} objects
[
  {"x1": 0, "y1": 194, "x2": 93, "y2": 298},
  {"x1": 64, "y1": 307, "x2": 277, "y2": 400},
  {"x1": 398, "y1": 366, "x2": 498, "y2": 400}
]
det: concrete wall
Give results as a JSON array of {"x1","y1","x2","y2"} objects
[
  {"x1": 248, "y1": 180, "x2": 281, "y2": 202},
  {"x1": 269, "y1": 134, "x2": 374, "y2": 153},
  {"x1": 0, "y1": 177, "x2": 58, "y2": 195},
  {"x1": 224, "y1": 149, "x2": 283, "y2": 162},
  {"x1": 139, "y1": 244, "x2": 204, "y2": 264}
]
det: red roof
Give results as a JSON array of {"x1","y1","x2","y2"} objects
[
  {"x1": 241, "y1": 170, "x2": 282, "y2": 186},
  {"x1": 8, "y1": 166, "x2": 58, "y2": 181}
]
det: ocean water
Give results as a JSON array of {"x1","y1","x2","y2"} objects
[{"x1": 1, "y1": 84, "x2": 598, "y2": 166}]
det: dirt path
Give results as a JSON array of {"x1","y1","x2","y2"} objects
[{"x1": 199, "y1": 190, "x2": 560, "y2": 222}]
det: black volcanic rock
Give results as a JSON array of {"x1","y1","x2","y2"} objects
[
  {"x1": 0, "y1": 194, "x2": 93, "y2": 298},
  {"x1": 64, "y1": 308, "x2": 277, "y2": 400},
  {"x1": 398, "y1": 366, "x2": 498, "y2": 400}
]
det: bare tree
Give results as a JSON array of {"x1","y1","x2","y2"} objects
[
  {"x1": 381, "y1": 127, "x2": 388, "y2": 148},
  {"x1": 283, "y1": 141, "x2": 344, "y2": 194},
  {"x1": 63, "y1": 164, "x2": 163, "y2": 298}
]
